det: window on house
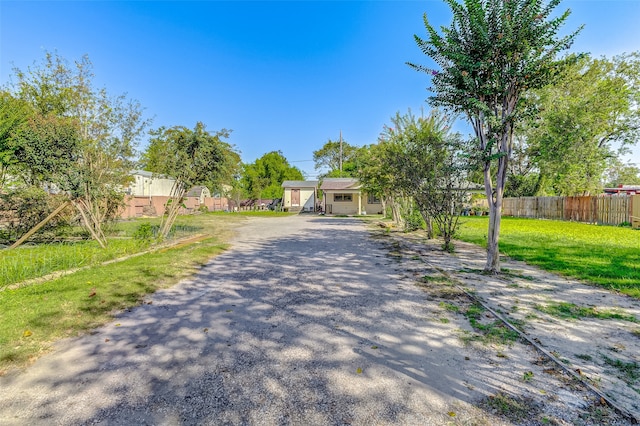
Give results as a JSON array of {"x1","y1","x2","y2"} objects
[
  {"x1": 334, "y1": 193, "x2": 353, "y2": 202},
  {"x1": 367, "y1": 194, "x2": 381, "y2": 204}
]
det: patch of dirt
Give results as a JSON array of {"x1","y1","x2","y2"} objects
[{"x1": 379, "y1": 228, "x2": 640, "y2": 424}]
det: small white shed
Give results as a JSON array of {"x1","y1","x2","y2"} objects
[{"x1": 281, "y1": 180, "x2": 318, "y2": 212}]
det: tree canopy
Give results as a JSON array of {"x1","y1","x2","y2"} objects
[
  {"x1": 313, "y1": 138, "x2": 360, "y2": 178},
  {"x1": 358, "y1": 110, "x2": 472, "y2": 250},
  {"x1": 410, "y1": 0, "x2": 580, "y2": 272},
  {"x1": 143, "y1": 122, "x2": 239, "y2": 238},
  {"x1": 242, "y1": 151, "x2": 304, "y2": 200},
  {"x1": 3, "y1": 52, "x2": 151, "y2": 247},
  {"x1": 0, "y1": 91, "x2": 31, "y2": 188},
  {"x1": 515, "y1": 53, "x2": 640, "y2": 196},
  {"x1": 603, "y1": 159, "x2": 640, "y2": 188}
]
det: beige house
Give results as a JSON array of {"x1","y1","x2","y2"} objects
[
  {"x1": 320, "y1": 178, "x2": 382, "y2": 215},
  {"x1": 281, "y1": 180, "x2": 318, "y2": 212}
]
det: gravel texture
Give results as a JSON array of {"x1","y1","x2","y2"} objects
[{"x1": 0, "y1": 215, "x2": 637, "y2": 425}]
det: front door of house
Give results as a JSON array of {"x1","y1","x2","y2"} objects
[{"x1": 291, "y1": 189, "x2": 300, "y2": 206}]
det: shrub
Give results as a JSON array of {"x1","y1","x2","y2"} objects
[
  {"x1": 0, "y1": 187, "x2": 73, "y2": 243},
  {"x1": 132, "y1": 222, "x2": 156, "y2": 242},
  {"x1": 403, "y1": 205, "x2": 425, "y2": 232}
]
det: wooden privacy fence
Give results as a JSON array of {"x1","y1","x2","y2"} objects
[
  {"x1": 502, "y1": 195, "x2": 638, "y2": 227},
  {"x1": 119, "y1": 196, "x2": 230, "y2": 219}
]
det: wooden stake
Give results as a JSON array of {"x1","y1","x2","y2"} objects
[{"x1": 9, "y1": 201, "x2": 71, "y2": 249}]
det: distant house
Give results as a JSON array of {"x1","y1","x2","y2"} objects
[
  {"x1": 603, "y1": 185, "x2": 640, "y2": 195},
  {"x1": 281, "y1": 180, "x2": 318, "y2": 212},
  {"x1": 121, "y1": 171, "x2": 229, "y2": 217},
  {"x1": 127, "y1": 170, "x2": 175, "y2": 197},
  {"x1": 186, "y1": 185, "x2": 211, "y2": 204},
  {"x1": 320, "y1": 178, "x2": 382, "y2": 215}
]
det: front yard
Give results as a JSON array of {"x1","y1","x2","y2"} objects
[{"x1": 457, "y1": 217, "x2": 640, "y2": 298}]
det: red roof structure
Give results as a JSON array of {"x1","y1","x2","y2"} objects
[{"x1": 603, "y1": 185, "x2": 640, "y2": 195}]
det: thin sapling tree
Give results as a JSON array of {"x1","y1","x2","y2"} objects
[{"x1": 409, "y1": 0, "x2": 581, "y2": 272}]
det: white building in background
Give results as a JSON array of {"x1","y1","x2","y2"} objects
[
  {"x1": 127, "y1": 170, "x2": 175, "y2": 197},
  {"x1": 281, "y1": 180, "x2": 318, "y2": 212}
]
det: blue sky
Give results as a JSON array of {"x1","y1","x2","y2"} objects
[{"x1": 1, "y1": 1, "x2": 639, "y2": 178}]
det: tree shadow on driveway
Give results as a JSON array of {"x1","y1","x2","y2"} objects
[{"x1": 0, "y1": 216, "x2": 519, "y2": 425}]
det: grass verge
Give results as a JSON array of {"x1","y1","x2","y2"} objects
[
  {"x1": 601, "y1": 355, "x2": 640, "y2": 389},
  {"x1": 536, "y1": 302, "x2": 638, "y2": 323},
  {"x1": 0, "y1": 213, "x2": 250, "y2": 287},
  {"x1": 1, "y1": 239, "x2": 151, "y2": 288},
  {"x1": 457, "y1": 217, "x2": 640, "y2": 298},
  {"x1": 462, "y1": 302, "x2": 522, "y2": 346},
  {"x1": 0, "y1": 213, "x2": 244, "y2": 374}
]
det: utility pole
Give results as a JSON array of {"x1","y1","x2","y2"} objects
[{"x1": 339, "y1": 130, "x2": 343, "y2": 177}]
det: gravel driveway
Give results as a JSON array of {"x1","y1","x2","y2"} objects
[{"x1": 0, "y1": 216, "x2": 633, "y2": 425}]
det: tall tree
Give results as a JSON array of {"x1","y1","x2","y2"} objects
[
  {"x1": 503, "y1": 134, "x2": 539, "y2": 197},
  {"x1": 523, "y1": 53, "x2": 640, "y2": 195},
  {"x1": 409, "y1": 0, "x2": 580, "y2": 273},
  {"x1": 10, "y1": 113, "x2": 82, "y2": 187},
  {"x1": 9, "y1": 52, "x2": 151, "y2": 247},
  {"x1": 144, "y1": 122, "x2": 238, "y2": 238},
  {"x1": 359, "y1": 110, "x2": 472, "y2": 249},
  {"x1": 241, "y1": 151, "x2": 304, "y2": 200},
  {"x1": 358, "y1": 136, "x2": 408, "y2": 226},
  {"x1": 603, "y1": 159, "x2": 640, "y2": 188},
  {"x1": 313, "y1": 138, "x2": 359, "y2": 178},
  {"x1": 0, "y1": 91, "x2": 31, "y2": 189}
]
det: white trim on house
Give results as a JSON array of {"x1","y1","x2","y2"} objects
[{"x1": 319, "y1": 178, "x2": 382, "y2": 215}]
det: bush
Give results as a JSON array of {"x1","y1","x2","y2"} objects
[
  {"x1": 132, "y1": 222, "x2": 157, "y2": 241},
  {"x1": 403, "y1": 205, "x2": 425, "y2": 232},
  {"x1": 0, "y1": 187, "x2": 73, "y2": 243}
]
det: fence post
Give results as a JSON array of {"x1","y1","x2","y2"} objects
[{"x1": 632, "y1": 194, "x2": 640, "y2": 229}]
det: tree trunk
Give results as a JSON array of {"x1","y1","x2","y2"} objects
[
  {"x1": 73, "y1": 200, "x2": 107, "y2": 249},
  {"x1": 485, "y1": 201, "x2": 501, "y2": 272},
  {"x1": 159, "y1": 180, "x2": 186, "y2": 239},
  {"x1": 80, "y1": 197, "x2": 107, "y2": 245},
  {"x1": 389, "y1": 195, "x2": 403, "y2": 227},
  {"x1": 484, "y1": 131, "x2": 510, "y2": 274},
  {"x1": 418, "y1": 206, "x2": 433, "y2": 239}
]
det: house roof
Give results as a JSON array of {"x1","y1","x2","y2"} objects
[
  {"x1": 131, "y1": 169, "x2": 153, "y2": 178},
  {"x1": 186, "y1": 186, "x2": 210, "y2": 197},
  {"x1": 604, "y1": 185, "x2": 640, "y2": 194},
  {"x1": 130, "y1": 169, "x2": 173, "y2": 180},
  {"x1": 281, "y1": 180, "x2": 318, "y2": 188},
  {"x1": 320, "y1": 178, "x2": 360, "y2": 190}
]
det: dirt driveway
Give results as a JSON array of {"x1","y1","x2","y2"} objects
[{"x1": 0, "y1": 216, "x2": 637, "y2": 425}]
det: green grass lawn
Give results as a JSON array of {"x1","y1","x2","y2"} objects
[
  {"x1": 1, "y1": 239, "x2": 151, "y2": 288},
  {"x1": 457, "y1": 217, "x2": 640, "y2": 298},
  {"x1": 1, "y1": 212, "x2": 281, "y2": 288},
  {"x1": 0, "y1": 213, "x2": 247, "y2": 373}
]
